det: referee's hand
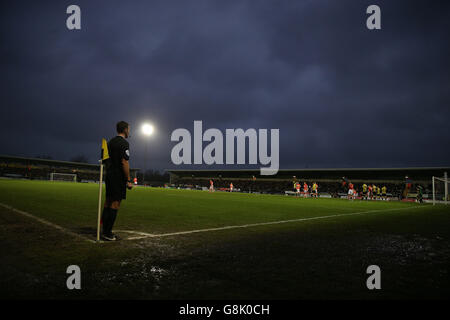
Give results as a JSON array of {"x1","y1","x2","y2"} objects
[{"x1": 127, "y1": 181, "x2": 133, "y2": 190}]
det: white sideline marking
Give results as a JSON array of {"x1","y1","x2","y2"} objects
[
  {"x1": 0, "y1": 202, "x2": 96, "y2": 243},
  {"x1": 0, "y1": 202, "x2": 424, "y2": 243},
  {"x1": 123, "y1": 205, "x2": 423, "y2": 241},
  {"x1": 116, "y1": 230, "x2": 155, "y2": 237}
]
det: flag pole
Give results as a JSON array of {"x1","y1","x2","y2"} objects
[{"x1": 96, "y1": 159, "x2": 104, "y2": 242}]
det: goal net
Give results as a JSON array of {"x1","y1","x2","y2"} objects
[
  {"x1": 432, "y1": 174, "x2": 449, "y2": 205},
  {"x1": 50, "y1": 172, "x2": 77, "y2": 182}
]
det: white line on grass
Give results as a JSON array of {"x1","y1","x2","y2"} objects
[
  {"x1": 0, "y1": 202, "x2": 96, "y2": 243},
  {"x1": 122, "y1": 205, "x2": 423, "y2": 240},
  {"x1": 0, "y1": 202, "x2": 424, "y2": 243},
  {"x1": 116, "y1": 230, "x2": 156, "y2": 237}
]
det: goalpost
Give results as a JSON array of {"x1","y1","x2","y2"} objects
[
  {"x1": 50, "y1": 172, "x2": 77, "y2": 182},
  {"x1": 432, "y1": 172, "x2": 448, "y2": 205}
]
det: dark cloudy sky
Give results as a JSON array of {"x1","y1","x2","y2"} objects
[{"x1": 1, "y1": 0, "x2": 449, "y2": 171}]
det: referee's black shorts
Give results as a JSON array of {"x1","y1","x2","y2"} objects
[{"x1": 105, "y1": 173, "x2": 127, "y2": 201}]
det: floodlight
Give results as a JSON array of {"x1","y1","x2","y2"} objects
[{"x1": 142, "y1": 123, "x2": 154, "y2": 136}]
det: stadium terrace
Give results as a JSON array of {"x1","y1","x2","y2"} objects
[{"x1": 170, "y1": 121, "x2": 279, "y2": 175}]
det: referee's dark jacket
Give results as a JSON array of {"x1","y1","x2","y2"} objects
[{"x1": 105, "y1": 136, "x2": 130, "y2": 201}]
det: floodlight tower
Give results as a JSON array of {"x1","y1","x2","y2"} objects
[{"x1": 141, "y1": 123, "x2": 154, "y2": 183}]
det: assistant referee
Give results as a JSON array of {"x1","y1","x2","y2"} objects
[{"x1": 102, "y1": 121, "x2": 133, "y2": 241}]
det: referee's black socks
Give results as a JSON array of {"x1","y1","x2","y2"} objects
[
  {"x1": 101, "y1": 207, "x2": 111, "y2": 233},
  {"x1": 102, "y1": 208, "x2": 118, "y2": 236},
  {"x1": 101, "y1": 207, "x2": 118, "y2": 236},
  {"x1": 108, "y1": 209, "x2": 118, "y2": 234}
]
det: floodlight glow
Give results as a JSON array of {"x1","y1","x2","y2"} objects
[{"x1": 142, "y1": 123, "x2": 154, "y2": 136}]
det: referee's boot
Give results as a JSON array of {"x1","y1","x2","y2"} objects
[{"x1": 102, "y1": 233, "x2": 117, "y2": 241}]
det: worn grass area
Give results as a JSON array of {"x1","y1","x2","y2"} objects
[{"x1": 0, "y1": 179, "x2": 449, "y2": 299}]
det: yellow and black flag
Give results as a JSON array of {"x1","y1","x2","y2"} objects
[
  {"x1": 101, "y1": 138, "x2": 109, "y2": 161},
  {"x1": 97, "y1": 138, "x2": 109, "y2": 241}
]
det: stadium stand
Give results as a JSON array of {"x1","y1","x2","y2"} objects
[
  {"x1": 0, "y1": 155, "x2": 139, "y2": 182},
  {"x1": 167, "y1": 167, "x2": 450, "y2": 199}
]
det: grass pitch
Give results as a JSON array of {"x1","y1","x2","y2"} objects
[{"x1": 0, "y1": 179, "x2": 449, "y2": 299}]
